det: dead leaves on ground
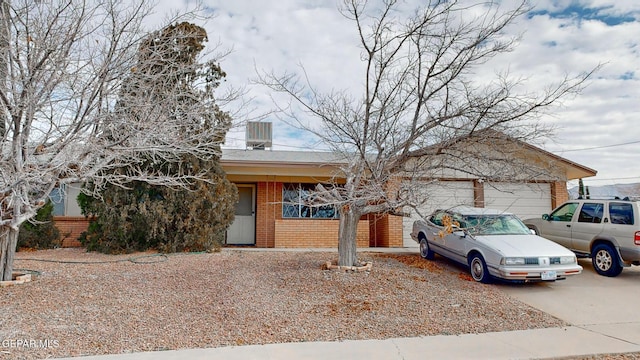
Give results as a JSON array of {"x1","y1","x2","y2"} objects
[
  {"x1": 375, "y1": 253, "x2": 474, "y2": 282},
  {"x1": 374, "y1": 253, "x2": 444, "y2": 273}
]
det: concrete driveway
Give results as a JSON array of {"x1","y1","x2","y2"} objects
[{"x1": 498, "y1": 258, "x2": 640, "y2": 345}]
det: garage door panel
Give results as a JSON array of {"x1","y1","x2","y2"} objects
[
  {"x1": 483, "y1": 182, "x2": 551, "y2": 220},
  {"x1": 402, "y1": 181, "x2": 475, "y2": 247}
]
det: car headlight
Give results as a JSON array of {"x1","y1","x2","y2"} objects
[
  {"x1": 560, "y1": 256, "x2": 576, "y2": 265},
  {"x1": 503, "y1": 257, "x2": 525, "y2": 265}
]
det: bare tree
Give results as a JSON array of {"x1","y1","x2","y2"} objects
[
  {"x1": 0, "y1": 0, "x2": 235, "y2": 281},
  {"x1": 259, "y1": 0, "x2": 597, "y2": 266}
]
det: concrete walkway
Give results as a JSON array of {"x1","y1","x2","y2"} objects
[{"x1": 55, "y1": 325, "x2": 640, "y2": 360}]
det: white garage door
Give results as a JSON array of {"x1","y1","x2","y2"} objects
[
  {"x1": 483, "y1": 182, "x2": 551, "y2": 221},
  {"x1": 402, "y1": 181, "x2": 475, "y2": 247}
]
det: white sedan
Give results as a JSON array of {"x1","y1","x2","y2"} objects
[{"x1": 410, "y1": 206, "x2": 583, "y2": 283}]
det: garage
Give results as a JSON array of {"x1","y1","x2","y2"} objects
[
  {"x1": 483, "y1": 182, "x2": 552, "y2": 220},
  {"x1": 402, "y1": 181, "x2": 475, "y2": 247}
]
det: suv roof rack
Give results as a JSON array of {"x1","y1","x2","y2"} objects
[{"x1": 575, "y1": 196, "x2": 640, "y2": 201}]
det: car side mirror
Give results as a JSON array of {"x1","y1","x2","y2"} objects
[
  {"x1": 453, "y1": 230, "x2": 466, "y2": 238},
  {"x1": 542, "y1": 214, "x2": 549, "y2": 220},
  {"x1": 530, "y1": 229, "x2": 536, "y2": 235}
]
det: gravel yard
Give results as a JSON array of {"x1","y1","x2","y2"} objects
[{"x1": 0, "y1": 248, "x2": 632, "y2": 359}]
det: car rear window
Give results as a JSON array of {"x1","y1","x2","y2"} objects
[
  {"x1": 578, "y1": 203, "x2": 604, "y2": 223},
  {"x1": 609, "y1": 202, "x2": 634, "y2": 225}
]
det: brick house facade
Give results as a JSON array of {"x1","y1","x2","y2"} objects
[{"x1": 52, "y1": 143, "x2": 595, "y2": 249}]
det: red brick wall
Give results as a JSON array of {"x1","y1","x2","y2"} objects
[
  {"x1": 368, "y1": 214, "x2": 403, "y2": 247},
  {"x1": 386, "y1": 214, "x2": 403, "y2": 247},
  {"x1": 255, "y1": 181, "x2": 400, "y2": 248},
  {"x1": 55, "y1": 180, "x2": 404, "y2": 249},
  {"x1": 551, "y1": 181, "x2": 569, "y2": 209},
  {"x1": 274, "y1": 219, "x2": 369, "y2": 248},
  {"x1": 53, "y1": 216, "x2": 89, "y2": 247},
  {"x1": 255, "y1": 182, "x2": 282, "y2": 247}
]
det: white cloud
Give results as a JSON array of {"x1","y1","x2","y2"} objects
[{"x1": 153, "y1": 0, "x2": 640, "y2": 185}]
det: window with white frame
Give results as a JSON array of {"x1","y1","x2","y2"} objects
[{"x1": 282, "y1": 183, "x2": 338, "y2": 219}]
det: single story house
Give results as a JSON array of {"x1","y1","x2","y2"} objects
[{"x1": 52, "y1": 133, "x2": 597, "y2": 248}]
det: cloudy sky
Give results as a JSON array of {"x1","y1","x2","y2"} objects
[{"x1": 159, "y1": 0, "x2": 640, "y2": 187}]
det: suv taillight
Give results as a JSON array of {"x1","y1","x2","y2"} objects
[{"x1": 635, "y1": 231, "x2": 640, "y2": 245}]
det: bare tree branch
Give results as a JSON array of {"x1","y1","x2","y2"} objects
[
  {"x1": 0, "y1": 0, "x2": 239, "y2": 280},
  {"x1": 257, "y1": 0, "x2": 598, "y2": 266}
]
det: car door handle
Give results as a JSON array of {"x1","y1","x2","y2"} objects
[{"x1": 566, "y1": 224, "x2": 571, "y2": 228}]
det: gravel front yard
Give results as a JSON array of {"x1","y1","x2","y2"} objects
[{"x1": 0, "y1": 248, "x2": 605, "y2": 359}]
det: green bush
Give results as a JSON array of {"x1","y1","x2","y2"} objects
[
  {"x1": 78, "y1": 163, "x2": 237, "y2": 254},
  {"x1": 18, "y1": 201, "x2": 61, "y2": 250}
]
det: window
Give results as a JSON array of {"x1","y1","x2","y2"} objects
[
  {"x1": 549, "y1": 202, "x2": 578, "y2": 222},
  {"x1": 429, "y1": 211, "x2": 446, "y2": 226},
  {"x1": 609, "y1": 202, "x2": 634, "y2": 225},
  {"x1": 50, "y1": 185, "x2": 65, "y2": 216},
  {"x1": 282, "y1": 183, "x2": 338, "y2": 219},
  {"x1": 462, "y1": 215, "x2": 531, "y2": 235},
  {"x1": 578, "y1": 203, "x2": 604, "y2": 223}
]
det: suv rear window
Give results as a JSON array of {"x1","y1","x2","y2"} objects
[
  {"x1": 578, "y1": 203, "x2": 604, "y2": 223},
  {"x1": 609, "y1": 202, "x2": 634, "y2": 225}
]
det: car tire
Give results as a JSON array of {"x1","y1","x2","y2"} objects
[
  {"x1": 419, "y1": 235, "x2": 434, "y2": 260},
  {"x1": 592, "y1": 244, "x2": 623, "y2": 277},
  {"x1": 468, "y1": 253, "x2": 492, "y2": 283}
]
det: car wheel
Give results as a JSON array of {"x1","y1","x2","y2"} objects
[
  {"x1": 468, "y1": 253, "x2": 492, "y2": 283},
  {"x1": 419, "y1": 235, "x2": 434, "y2": 260},
  {"x1": 592, "y1": 244, "x2": 623, "y2": 277}
]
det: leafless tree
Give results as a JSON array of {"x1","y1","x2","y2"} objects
[
  {"x1": 0, "y1": 0, "x2": 237, "y2": 281},
  {"x1": 259, "y1": 0, "x2": 597, "y2": 266}
]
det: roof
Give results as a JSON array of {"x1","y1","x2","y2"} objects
[
  {"x1": 220, "y1": 149, "x2": 347, "y2": 180},
  {"x1": 221, "y1": 149, "x2": 347, "y2": 165},
  {"x1": 416, "y1": 129, "x2": 597, "y2": 181},
  {"x1": 518, "y1": 141, "x2": 597, "y2": 180},
  {"x1": 220, "y1": 134, "x2": 597, "y2": 181}
]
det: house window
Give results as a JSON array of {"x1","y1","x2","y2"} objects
[
  {"x1": 282, "y1": 183, "x2": 338, "y2": 219},
  {"x1": 50, "y1": 185, "x2": 65, "y2": 216}
]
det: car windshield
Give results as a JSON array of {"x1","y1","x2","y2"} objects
[{"x1": 460, "y1": 214, "x2": 531, "y2": 235}]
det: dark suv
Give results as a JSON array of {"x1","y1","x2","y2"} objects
[{"x1": 524, "y1": 199, "x2": 640, "y2": 277}]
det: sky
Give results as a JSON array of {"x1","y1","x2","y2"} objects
[{"x1": 157, "y1": 0, "x2": 640, "y2": 188}]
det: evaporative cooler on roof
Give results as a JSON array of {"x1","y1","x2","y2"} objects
[{"x1": 245, "y1": 122, "x2": 272, "y2": 150}]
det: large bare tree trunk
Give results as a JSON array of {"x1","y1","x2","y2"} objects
[
  {"x1": 0, "y1": 0, "x2": 9, "y2": 138},
  {"x1": 0, "y1": 226, "x2": 18, "y2": 281},
  {"x1": 338, "y1": 206, "x2": 361, "y2": 266}
]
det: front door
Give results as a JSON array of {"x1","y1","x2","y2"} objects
[{"x1": 226, "y1": 184, "x2": 256, "y2": 245}]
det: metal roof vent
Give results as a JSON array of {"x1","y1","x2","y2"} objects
[{"x1": 245, "y1": 121, "x2": 272, "y2": 150}]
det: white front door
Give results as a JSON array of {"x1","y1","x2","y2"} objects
[{"x1": 226, "y1": 184, "x2": 256, "y2": 245}]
